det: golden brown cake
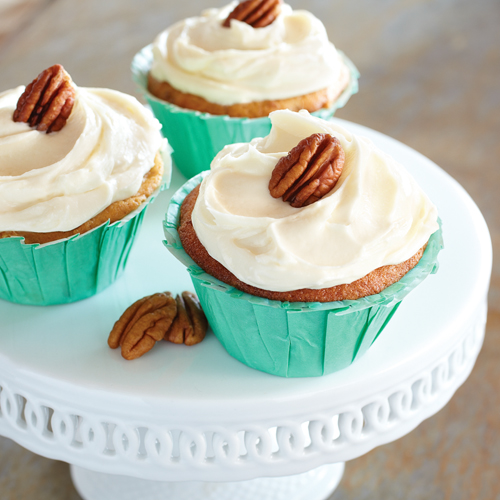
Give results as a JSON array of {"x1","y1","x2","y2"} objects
[
  {"x1": 163, "y1": 110, "x2": 442, "y2": 377},
  {"x1": 1, "y1": 153, "x2": 163, "y2": 245},
  {"x1": 0, "y1": 64, "x2": 170, "y2": 305},
  {"x1": 148, "y1": 73, "x2": 347, "y2": 119},
  {"x1": 0, "y1": 65, "x2": 167, "y2": 245},
  {"x1": 175, "y1": 109, "x2": 439, "y2": 303},
  {"x1": 179, "y1": 185, "x2": 426, "y2": 302},
  {"x1": 147, "y1": 1, "x2": 351, "y2": 117}
]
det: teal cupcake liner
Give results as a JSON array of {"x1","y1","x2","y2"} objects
[
  {"x1": 163, "y1": 174, "x2": 444, "y2": 378},
  {"x1": 132, "y1": 45, "x2": 360, "y2": 179},
  {"x1": 0, "y1": 158, "x2": 172, "y2": 306}
]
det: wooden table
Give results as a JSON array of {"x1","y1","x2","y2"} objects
[{"x1": 1, "y1": 0, "x2": 499, "y2": 498}]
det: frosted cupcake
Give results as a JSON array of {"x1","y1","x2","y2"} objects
[
  {"x1": 0, "y1": 65, "x2": 171, "y2": 306},
  {"x1": 132, "y1": 0, "x2": 359, "y2": 178},
  {"x1": 164, "y1": 110, "x2": 442, "y2": 377}
]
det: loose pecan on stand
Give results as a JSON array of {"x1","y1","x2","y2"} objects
[
  {"x1": 13, "y1": 64, "x2": 76, "y2": 133},
  {"x1": 269, "y1": 133, "x2": 345, "y2": 208},
  {"x1": 108, "y1": 291, "x2": 208, "y2": 360},
  {"x1": 223, "y1": 0, "x2": 282, "y2": 28},
  {"x1": 165, "y1": 291, "x2": 208, "y2": 346}
]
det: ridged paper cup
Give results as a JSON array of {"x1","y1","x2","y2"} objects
[
  {"x1": 132, "y1": 45, "x2": 360, "y2": 179},
  {"x1": 0, "y1": 154, "x2": 172, "y2": 307},
  {"x1": 163, "y1": 174, "x2": 444, "y2": 378}
]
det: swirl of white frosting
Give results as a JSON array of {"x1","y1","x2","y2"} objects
[
  {"x1": 150, "y1": 2, "x2": 348, "y2": 106},
  {"x1": 0, "y1": 86, "x2": 166, "y2": 233},
  {"x1": 191, "y1": 110, "x2": 439, "y2": 291}
]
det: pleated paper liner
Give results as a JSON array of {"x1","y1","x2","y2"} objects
[
  {"x1": 163, "y1": 174, "x2": 444, "y2": 378},
  {"x1": 132, "y1": 45, "x2": 360, "y2": 180},
  {"x1": 0, "y1": 154, "x2": 172, "y2": 307}
]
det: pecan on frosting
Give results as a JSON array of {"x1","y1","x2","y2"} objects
[
  {"x1": 223, "y1": 0, "x2": 282, "y2": 28},
  {"x1": 269, "y1": 133, "x2": 345, "y2": 208},
  {"x1": 13, "y1": 64, "x2": 76, "y2": 133}
]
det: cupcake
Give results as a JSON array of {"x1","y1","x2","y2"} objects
[
  {"x1": 164, "y1": 110, "x2": 442, "y2": 377},
  {"x1": 0, "y1": 64, "x2": 171, "y2": 306},
  {"x1": 132, "y1": 0, "x2": 359, "y2": 179}
]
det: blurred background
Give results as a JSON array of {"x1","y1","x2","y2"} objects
[{"x1": 0, "y1": 0, "x2": 498, "y2": 498}]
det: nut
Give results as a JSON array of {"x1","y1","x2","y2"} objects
[
  {"x1": 13, "y1": 64, "x2": 76, "y2": 133},
  {"x1": 223, "y1": 0, "x2": 282, "y2": 28},
  {"x1": 108, "y1": 291, "x2": 208, "y2": 360},
  {"x1": 165, "y1": 292, "x2": 208, "y2": 346},
  {"x1": 269, "y1": 133, "x2": 345, "y2": 208},
  {"x1": 108, "y1": 292, "x2": 178, "y2": 360}
]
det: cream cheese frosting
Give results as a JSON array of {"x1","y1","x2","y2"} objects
[
  {"x1": 150, "y1": 2, "x2": 348, "y2": 106},
  {"x1": 191, "y1": 110, "x2": 439, "y2": 291},
  {"x1": 0, "y1": 86, "x2": 166, "y2": 233}
]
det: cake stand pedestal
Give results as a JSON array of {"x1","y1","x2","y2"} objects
[
  {"x1": 0, "y1": 120, "x2": 491, "y2": 500},
  {"x1": 70, "y1": 462, "x2": 344, "y2": 500}
]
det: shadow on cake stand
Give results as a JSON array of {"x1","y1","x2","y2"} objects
[{"x1": 0, "y1": 120, "x2": 491, "y2": 500}]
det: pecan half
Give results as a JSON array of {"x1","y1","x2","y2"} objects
[
  {"x1": 165, "y1": 292, "x2": 208, "y2": 346},
  {"x1": 223, "y1": 0, "x2": 282, "y2": 28},
  {"x1": 13, "y1": 64, "x2": 76, "y2": 133},
  {"x1": 109, "y1": 292, "x2": 177, "y2": 360},
  {"x1": 108, "y1": 291, "x2": 208, "y2": 360},
  {"x1": 269, "y1": 133, "x2": 345, "y2": 208}
]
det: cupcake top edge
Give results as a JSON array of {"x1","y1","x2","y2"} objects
[
  {"x1": 149, "y1": 2, "x2": 349, "y2": 106},
  {"x1": 0, "y1": 67, "x2": 168, "y2": 234},
  {"x1": 190, "y1": 109, "x2": 440, "y2": 292}
]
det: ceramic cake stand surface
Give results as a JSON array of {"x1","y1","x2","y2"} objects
[{"x1": 0, "y1": 120, "x2": 491, "y2": 500}]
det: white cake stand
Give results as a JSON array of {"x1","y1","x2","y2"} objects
[{"x1": 0, "y1": 120, "x2": 492, "y2": 500}]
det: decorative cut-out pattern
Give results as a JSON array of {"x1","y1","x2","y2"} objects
[{"x1": 0, "y1": 306, "x2": 486, "y2": 481}]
